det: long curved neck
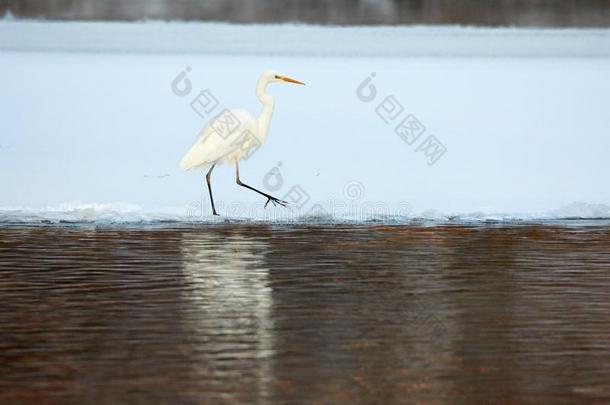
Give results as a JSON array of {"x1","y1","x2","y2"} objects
[{"x1": 256, "y1": 77, "x2": 275, "y2": 138}]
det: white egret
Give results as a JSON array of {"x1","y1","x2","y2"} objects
[{"x1": 180, "y1": 70, "x2": 305, "y2": 216}]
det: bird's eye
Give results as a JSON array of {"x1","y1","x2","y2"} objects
[{"x1": 274, "y1": 75, "x2": 280, "y2": 79}]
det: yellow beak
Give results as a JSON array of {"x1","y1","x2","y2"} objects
[{"x1": 279, "y1": 76, "x2": 305, "y2": 85}]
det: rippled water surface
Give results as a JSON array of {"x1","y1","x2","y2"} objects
[{"x1": 1, "y1": 224, "x2": 609, "y2": 404}]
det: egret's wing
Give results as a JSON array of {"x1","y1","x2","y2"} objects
[{"x1": 180, "y1": 109, "x2": 258, "y2": 171}]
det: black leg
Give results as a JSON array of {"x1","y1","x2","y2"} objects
[
  {"x1": 206, "y1": 164, "x2": 219, "y2": 216},
  {"x1": 235, "y1": 162, "x2": 288, "y2": 208}
]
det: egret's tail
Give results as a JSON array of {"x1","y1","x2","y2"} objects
[
  {"x1": 180, "y1": 156, "x2": 195, "y2": 171},
  {"x1": 180, "y1": 156, "x2": 210, "y2": 171},
  {"x1": 180, "y1": 142, "x2": 211, "y2": 171}
]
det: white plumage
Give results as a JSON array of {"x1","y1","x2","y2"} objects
[
  {"x1": 180, "y1": 69, "x2": 305, "y2": 216},
  {"x1": 180, "y1": 108, "x2": 260, "y2": 171}
]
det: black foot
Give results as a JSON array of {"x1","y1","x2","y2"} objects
[
  {"x1": 264, "y1": 196, "x2": 288, "y2": 208},
  {"x1": 212, "y1": 211, "x2": 220, "y2": 216}
]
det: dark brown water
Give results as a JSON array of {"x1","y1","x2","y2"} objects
[{"x1": 1, "y1": 224, "x2": 609, "y2": 404}]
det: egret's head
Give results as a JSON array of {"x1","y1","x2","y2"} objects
[{"x1": 263, "y1": 70, "x2": 305, "y2": 86}]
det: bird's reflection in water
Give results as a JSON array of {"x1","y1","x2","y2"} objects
[{"x1": 179, "y1": 228, "x2": 275, "y2": 402}]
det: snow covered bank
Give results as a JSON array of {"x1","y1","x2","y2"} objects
[
  {"x1": 1, "y1": 20, "x2": 610, "y2": 57},
  {"x1": 2, "y1": 201, "x2": 610, "y2": 226},
  {"x1": 1, "y1": 21, "x2": 609, "y2": 223}
]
